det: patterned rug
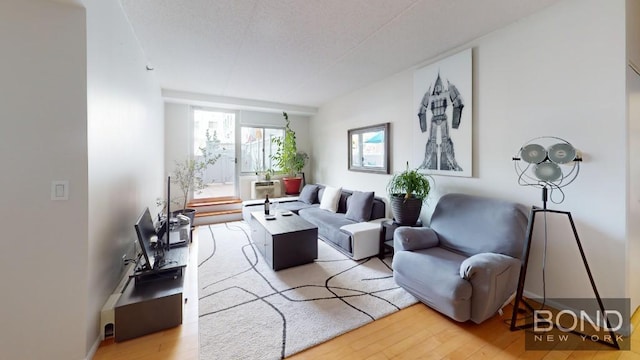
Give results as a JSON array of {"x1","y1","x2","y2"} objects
[{"x1": 197, "y1": 222, "x2": 417, "y2": 359}]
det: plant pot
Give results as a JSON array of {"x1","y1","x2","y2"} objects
[
  {"x1": 172, "y1": 208, "x2": 196, "y2": 226},
  {"x1": 390, "y1": 195, "x2": 423, "y2": 226},
  {"x1": 282, "y1": 177, "x2": 303, "y2": 195}
]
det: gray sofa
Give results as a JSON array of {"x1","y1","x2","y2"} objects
[
  {"x1": 242, "y1": 184, "x2": 386, "y2": 259},
  {"x1": 392, "y1": 193, "x2": 527, "y2": 324}
]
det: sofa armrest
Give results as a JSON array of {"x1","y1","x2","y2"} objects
[
  {"x1": 459, "y1": 253, "x2": 521, "y2": 324},
  {"x1": 340, "y1": 221, "x2": 381, "y2": 260},
  {"x1": 393, "y1": 227, "x2": 439, "y2": 252}
]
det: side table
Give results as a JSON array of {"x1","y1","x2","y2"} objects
[{"x1": 379, "y1": 219, "x2": 423, "y2": 258}]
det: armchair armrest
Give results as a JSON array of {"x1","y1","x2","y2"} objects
[
  {"x1": 393, "y1": 227, "x2": 439, "y2": 252},
  {"x1": 459, "y1": 253, "x2": 521, "y2": 324}
]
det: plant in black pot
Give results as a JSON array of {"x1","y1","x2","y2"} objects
[{"x1": 386, "y1": 162, "x2": 432, "y2": 225}]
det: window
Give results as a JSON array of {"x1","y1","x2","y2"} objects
[
  {"x1": 348, "y1": 123, "x2": 390, "y2": 174},
  {"x1": 241, "y1": 126, "x2": 284, "y2": 173}
]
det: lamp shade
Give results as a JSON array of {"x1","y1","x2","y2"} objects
[
  {"x1": 547, "y1": 143, "x2": 576, "y2": 164},
  {"x1": 520, "y1": 144, "x2": 546, "y2": 164},
  {"x1": 514, "y1": 137, "x2": 581, "y2": 206},
  {"x1": 534, "y1": 162, "x2": 562, "y2": 182}
]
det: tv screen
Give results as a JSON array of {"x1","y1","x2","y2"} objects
[{"x1": 134, "y1": 207, "x2": 162, "y2": 270}]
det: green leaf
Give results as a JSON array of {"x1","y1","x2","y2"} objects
[
  {"x1": 270, "y1": 112, "x2": 308, "y2": 176},
  {"x1": 171, "y1": 128, "x2": 222, "y2": 209},
  {"x1": 386, "y1": 162, "x2": 432, "y2": 202}
]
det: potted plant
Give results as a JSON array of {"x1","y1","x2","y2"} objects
[
  {"x1": 386, "y1": 162, "x2": 432, "y2": 225},
  {"x1": 263, "y1": 168, "x2": 273, "y2": 181},
  {"x1": 271, "y1": 112, "x2": 309, "y2": 194},
  {"x1": 168, "y1": 130, "x2": 221, "y2": 223},
  {"x1": 254, "y1": 167, "x2": 273, "y2": 181}
]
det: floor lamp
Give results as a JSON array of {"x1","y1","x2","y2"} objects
[{"x1": 509, "y1": 137, "x2": 620, "y2": 350}]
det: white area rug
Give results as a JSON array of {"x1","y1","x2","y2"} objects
[{"x1": 198, "y1": 222, "x2": 417, "y2": 359}]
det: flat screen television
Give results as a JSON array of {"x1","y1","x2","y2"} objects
[{"x1": 134, "y1": 207, "x2": 163, "y2": 271}]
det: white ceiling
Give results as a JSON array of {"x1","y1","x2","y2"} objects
[{"x1": 120, "y1": 0, "x2": 562, "y2": 108}]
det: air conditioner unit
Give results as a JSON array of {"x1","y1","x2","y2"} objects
[{"x1": 251, "y1": 180, "x2": 281, "y2": 199}]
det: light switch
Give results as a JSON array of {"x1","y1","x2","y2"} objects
[{"x1": 51, "y1": 180, "x2": 69, "y2": 200}]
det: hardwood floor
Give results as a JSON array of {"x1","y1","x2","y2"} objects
[
  {"x1": 290, "y1": 303, "x2": 640, "y2": 360},
  {"x1": 93, "y1": 229, "x2": 640, "y2": 359}
]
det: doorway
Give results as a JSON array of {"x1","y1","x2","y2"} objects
[{"x1": 192, "y1": 108, "x2": 237, "y2": 199}]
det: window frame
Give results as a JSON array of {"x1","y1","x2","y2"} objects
[{"x1": 347, "y1": 122, "x2": 390, "y2": 174}]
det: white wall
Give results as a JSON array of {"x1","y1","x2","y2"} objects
[
  {"x1": 0, "y1": 1, "x2": 88, "y2": 359},
  {"x1": 626, "y1": 0, "x2": 640, "y2": 311},
  {"x1": 0, "y1": 1, "x2": 163, "y2": 359},
  {"x1": 311, "y1": 0, "x2": 628, "y2": 301},
  {"x1": 86, "y1": 0, "x2": 164, "y2": 356}
]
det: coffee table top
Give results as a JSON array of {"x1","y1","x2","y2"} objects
[{"x1": 250, "y1": 211, "x2": 317, "y2": 235}]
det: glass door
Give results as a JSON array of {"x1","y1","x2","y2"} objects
[{"x1": 193, "y1": 108, "x2": 236, "y2": 199}]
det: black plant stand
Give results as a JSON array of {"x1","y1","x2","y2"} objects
[{"x1": 509, "y1": 192, "x2": 620, "y2": 349}]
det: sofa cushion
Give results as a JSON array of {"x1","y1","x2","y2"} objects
[
  {"x1": 277, "y1": 201, "x2": 318, "y2": 214},
  {"x1": 298, "y1": 184, "x2": 320, "y2": 204},
  {"x1": 319, "y1": 186, "x2": 342, "y2": 212},
  {"x1": 299, "y1": 207, "x2": 354, "y2": 252},
  {"x1": 337, "y1": 191, "x2": 351, "y2": 214},
  {"x1": 345, "y1": 191, "x2": 374, "y2": 222},
  {"x1": 371, "y1": 197, "x2": 386, "y2": 220}
]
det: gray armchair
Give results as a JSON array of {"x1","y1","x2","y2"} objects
[{"x1": 392, "y1": 193, "x2": 527, "y2": 324}]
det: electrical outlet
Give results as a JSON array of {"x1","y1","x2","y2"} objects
[{"x1": 121, "y1": 254, "x2": 127, "y2": 268}]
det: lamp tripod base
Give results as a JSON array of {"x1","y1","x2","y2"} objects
[{"x1": 509, "y1": 206, "x2": 620, "y2": 350}]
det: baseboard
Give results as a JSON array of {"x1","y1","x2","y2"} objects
[{"x1": 85, "y1": 335, "x2": 101, "y2": 360}]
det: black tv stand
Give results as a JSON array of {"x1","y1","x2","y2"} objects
[
  {"x1": 114, "y1": 242, "x2": 191, "y2": 342},
  {"x1": 115, "y1": 270, "x2": 184, "y2": 342}
]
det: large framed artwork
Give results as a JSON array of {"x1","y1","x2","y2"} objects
[{"x1": 412, "y1": 48, "x2": 472, "y2": 177}]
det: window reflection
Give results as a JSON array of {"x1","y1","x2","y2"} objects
[{"x1": 348, "y1": 123, "x2": 389, "y2": 174}]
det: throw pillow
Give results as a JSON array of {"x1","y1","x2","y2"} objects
[
  {"x1": 298, "y1": 184, "x2": 320, "y2": 204},
  {"x1": 345, "y1": 191, "x2": 374, "y2": 222},
  {"x1": 319, "y1": 186, "x2": 342, "y2": 212}
]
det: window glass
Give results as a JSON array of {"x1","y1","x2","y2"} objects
[{"x1": 241, "y1": 126, "x2": 283, "y2": 173}]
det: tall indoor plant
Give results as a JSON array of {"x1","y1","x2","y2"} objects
[
  {"x1": 271, "y1": 112, "x2": 308, "y2": 194},
  {"x1": 386, "y1": 162, "x2": 432, "y2": 225},
  {"x1": 169, "y1": 130, "x2": 221, "y2": 222}
]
